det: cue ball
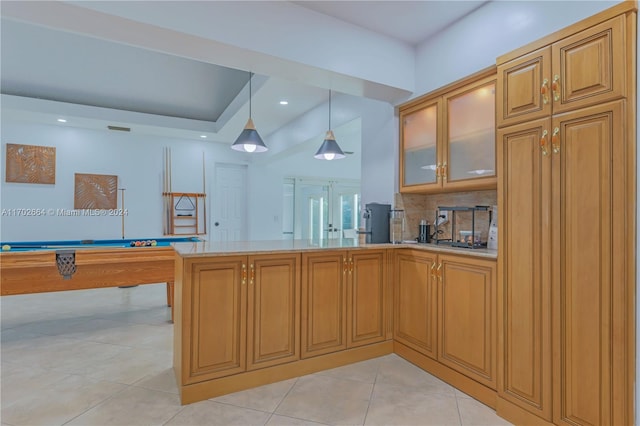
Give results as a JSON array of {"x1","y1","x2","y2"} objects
[{"x1": 2, "y1": 244, "x2": 10, "y2": 251}]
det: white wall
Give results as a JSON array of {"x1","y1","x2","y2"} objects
[{"x1": 0, "y1": 119, "x2": 247, "y2": 241}]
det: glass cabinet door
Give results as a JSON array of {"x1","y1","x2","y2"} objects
[
  {"x1": 443, "y1": 77, "x2": 496, "y2": 189},
  {"x1": 400, "y1": 99, "x2": 441, "y2": 190}
]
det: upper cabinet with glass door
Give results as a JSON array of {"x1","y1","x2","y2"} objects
[
  {"x1": 400, "y1": 98, "x2": 441, "y2": 192},
  {"x1": 399, "y1": 67, "x2": 497, "y2": 193}
]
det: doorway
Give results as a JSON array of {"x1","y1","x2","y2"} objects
[
  {"x1": 284, "y1": 178, "x2": 360, "y2": 241},
  {"x1": 212, "y1": 163, "x2": 248, "y2": 242}
]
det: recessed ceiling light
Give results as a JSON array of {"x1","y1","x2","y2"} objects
[
  {"x1": 57, "y1": 118, "x2": 67, "y2": 123},
  {"x1": 200, "y1": 135, "x2": 207, "y2": 139},
  {"x1": 279, "y1": 100, "x2": 289, "y2": 105}
]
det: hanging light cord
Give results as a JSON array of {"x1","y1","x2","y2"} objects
[
  {"x1": 249, "y1": 72, "x2": 253, "y2": 119},
  {"x1": 328, "y1": 90, "x2": 332, "y2": 130}
]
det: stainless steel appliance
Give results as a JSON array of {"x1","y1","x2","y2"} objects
[{"x1": 362, "y1": 203, "x2": 390, "y2": 243}]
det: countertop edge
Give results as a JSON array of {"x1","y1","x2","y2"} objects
[{"x1": 172, "y1": 240, "x2": 497, "y2": 260}]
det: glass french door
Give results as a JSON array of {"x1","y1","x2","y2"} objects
[{"x1": 285, "y1": 178, "x2": 360, "y2": 241}]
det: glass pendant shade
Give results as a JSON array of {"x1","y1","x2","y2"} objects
[
  {"x1": 231, "y1": 118, "x2": 268, "y2": 153},
  {"x1": 231, "y1": 72, "x2": 267, "y2": 153},
  {"x1": 315, "y1": 90, "x2": 345, "y2": 160},
  {"x1": 314, "y1": 130, "x2": 345, "y2": 160}
]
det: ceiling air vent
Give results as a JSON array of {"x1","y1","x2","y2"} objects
[{"x1": 107, "y1": 125, "x2": 131, "y2": 132}]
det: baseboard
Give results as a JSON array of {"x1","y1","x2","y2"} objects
[
  {"x1": 179, "y1": 340, "x2": 393, "y2": 405},
  {"x1": 496, "y1": 396, "x2": 554, "y2": 426},
  {"x1": 393, "y1": 340, "x2": 497, "y2": 409}
]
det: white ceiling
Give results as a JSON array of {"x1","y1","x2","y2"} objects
[
  {"x1": 0, "y1": 1, "x2": 489, "y2": 148},
  {"x1": 293, "y1": 1, "x2": 489, "y2": 45}
]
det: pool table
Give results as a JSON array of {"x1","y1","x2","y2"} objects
[{"x1": 0, "y1": 238, "x2": 199, "y2": 304}]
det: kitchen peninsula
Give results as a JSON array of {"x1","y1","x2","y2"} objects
[{"x1": 172, "y1": 238, "x2": 497, "y2": 406}]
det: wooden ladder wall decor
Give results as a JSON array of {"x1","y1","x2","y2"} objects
[{"x1": 162, "y1": 148, "x2": 207, "y2": 235}]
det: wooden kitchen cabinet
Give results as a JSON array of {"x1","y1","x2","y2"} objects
[
  {"x1": 438, "y1": 254, "x2": 496, "y2": 389},
  {"x1": 496, "y1": 118, "x2": 552, "y2": 420},
  {"x1": 394, "y1": 249, "x2": 497, "y2": 388},
  {"x1": 187, "y1": 256, "x2": 247, "y2": 383},
  {"x1": 182, "y1": 253, "x2": 300, "y2": 384},
  {"x1": 399, "y1": 68, "x2": 496, "y2": 193},
  {"x1": 247, "y1": 254, "x2": 300, "y2": 371},
  {"x1": 393, "y1": 249, "x2": 438, "y2": 359},
  {"x1": 497, "y1": 14, "x2": 626, "y2": 128},
  {"x1": 496, "y1": 5, "x2": 636, "y2": 423},
  {"x1": 301, "y1": 249, "x2": 387, "y2": 359},
  {"x1": 498, "y1": 99, "x2": 632, "y2": 424}
]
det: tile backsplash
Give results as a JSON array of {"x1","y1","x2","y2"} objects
[{"x1": 394, "y1": 190, "x2": 497, "y2": 244}]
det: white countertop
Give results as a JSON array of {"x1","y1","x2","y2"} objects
[{"x1": 172, "y1": 239, "x2": 497, "y2": 259}]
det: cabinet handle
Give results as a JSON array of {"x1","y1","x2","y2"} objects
[
  {"x1": 436, "y1": 263, "x2": 443, "y2": 282},
  {"x1": 540, "y1": 78, "x2": 549, "y2": 105},
  {"x1": 430, "y1": 262, "x2": 437, "y2": 279},
  {"x1": 349, "y1": 258, "x2": 354, "y2": 274},
  {"x1": 552, "y1": 127, "x2": 560, "y2": 154},
  {"x1": 442, "y1": 162, "x2": 448, "y2": 182},
  {"x1": 540, "y1": 129, "x2": 549, "y2": 156},
  {"x1": 250, "y1": 263, "x2": 255, "y2": 285},
  {"x1": 241, "y1": 263, "x2": 247, "y2": 286},
  {"x1": 552, "y1": 75, "x2": 561, "y2": 102},
  {"x1": 436, "y1": 162, "x2": 442, "y2": 180},
  {"x1": 343, "y1": 257, "x2": 348, "y2": 275}
]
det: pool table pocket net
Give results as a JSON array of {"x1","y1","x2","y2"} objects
[{"x1": 55, "y1": 250, "x2": 77, "y2": 279}]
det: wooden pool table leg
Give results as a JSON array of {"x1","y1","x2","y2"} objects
[
  {"x1": 167, "y1": 281, "x2": 174, "y2": 323},
  {"x1": 166, "y1": 282, "x2": 173, "y2": 307}
]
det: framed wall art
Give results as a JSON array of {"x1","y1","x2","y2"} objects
[
  {"x1": 74, "y1": 173, "x2": 118, "y2": 209},
  {"x1": 5, "y1": 143, "x2": 56, "y2": 184}
]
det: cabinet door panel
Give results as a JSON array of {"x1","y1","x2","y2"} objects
[
  {"x1": 443, "y1": 75, "x2": 497, "y2": 191},
  {"x1": 552, "y1": 101, "x2": 622, "y2": 426},
  {"x1": 393, "y1": 250, "x2": 437, "y2": 359},
  {"x1": 348, "y1": 250, "x2": 386, "y2": 348},
  {"x1": 552, "y1": 15, "x2": 625, "y2": 114},
  {"x1": 497, "y1": 119, "x2": 552, "y2": 419},
  {"x1": 247, "y1": 254, "x2": 300, "y2": 371},
  {"x1": 400, "y1": 99, "x2": 443, "y2": 193},
  {"x1": 188, "y1": 258, "x2": 246, "y2": 383},
  {"x1": 438, "y1": 255, "x2": 496, "y2": 389},
  {"x1": 301, "y1": 252, "x2": 347, "y2": 358},
  {"x1": 497, "y1": 47, "x2": 552, "y2": 127}
]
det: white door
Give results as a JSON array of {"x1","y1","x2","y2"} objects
[{"x1": 212, "y1": 164, "x2": 247, "y2": 242}]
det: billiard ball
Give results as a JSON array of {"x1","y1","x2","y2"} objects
[
  {"x1": 129, "y1": 241, "x2": 136, "y2": 247},
  {"x1": 135, "y1": 241, "x2": 142, "y2": 247},
  {"x1": 151, "y1": 240, "x2": 157, "y2": 246},
  {"x1": 2, "y1": 244, "x2": 11, "y2": 251}
]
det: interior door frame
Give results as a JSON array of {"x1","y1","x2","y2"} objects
[{"x1": 212, "y1": 163, "x2": 248, "y2": 242}]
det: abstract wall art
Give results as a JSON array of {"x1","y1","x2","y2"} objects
[
  {"x1": 74, "y1": 173, "x2": 118, "y2": 209},
  {"x1": 5, "y1": 143, "x2": 56, "y2": 184}
]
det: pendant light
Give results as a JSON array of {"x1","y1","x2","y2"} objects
[
  {"x1": 314, "y1": 90, "x2": 345, "y2": 160},
  {"x1": 231, "y1": 72, "x2": 268, "y2": 153}
]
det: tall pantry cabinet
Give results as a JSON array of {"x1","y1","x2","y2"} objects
[{"x1": 496, "y1": 4, "x2": 636, "y2": 426}]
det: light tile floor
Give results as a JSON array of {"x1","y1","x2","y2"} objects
[{"x1": 1, "y1": 284, "x2": 512, "y2": 426}]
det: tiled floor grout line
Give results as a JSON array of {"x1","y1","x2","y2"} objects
[
  {"x1": 360, "y1": 362, "x2": 381, "y2": 426},
  {"x1": 269, "y1": 376, "x2": 299, "y2": 419},
  {"x1": 453, "y1": 390, "x2": 464, "y2": 426},
  {"x1": 60, "y1": 379, "x2": 133, "y2": 426}
]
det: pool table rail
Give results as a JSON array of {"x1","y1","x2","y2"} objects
[{"x1": 0, "y1": 246, "x2": 176, "y2": 296}]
